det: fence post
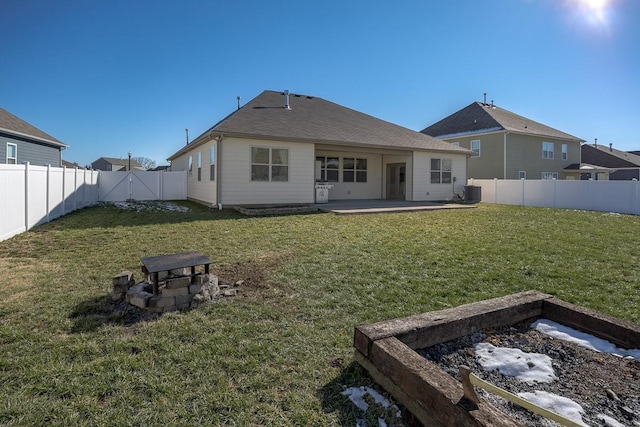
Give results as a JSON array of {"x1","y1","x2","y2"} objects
[
  {"x1": 494, "y1": 178, "x2": 498, "y2": 204},
  {"x1": 24, "y1": 162, "x2": 30, "y2": 231},
  {"x1": 46, "y1": 164, "x2": 51, "y2": 222},
  {"x1": 521, "y1": 178, "x2": 525, "y2": 206},
  {"x1": 62, "y1": 166, "x2": 66, "y2": 214},
  {"x1": 553, "y1": 178, "x2": 557, "y2": 208}
]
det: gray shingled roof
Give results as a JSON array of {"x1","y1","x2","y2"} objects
[
  {"x1": 169, "y1": 90, "x2": 470, "y2": 159},
  {"x1": 0, "y1": 107, "x2": 67, "y2": 148},
  {"x1": 581, "y1": 144, "x2": 640, "y2": 168},
  {"x1": 421, "y1": 102, "x2": 584, "y2": 143}
]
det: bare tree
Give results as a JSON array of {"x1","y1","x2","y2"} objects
[{"x1": 132, "y1": 157, "x2": 157, "y2": 171}]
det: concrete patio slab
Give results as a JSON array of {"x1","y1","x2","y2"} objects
[{"x1": 314, "y1": 200, "x2": 477, "y2": 215}]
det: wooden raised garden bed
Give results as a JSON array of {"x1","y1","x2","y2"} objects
[{"x1": 353, "y1": 290, "x2": 640, "y2": 426}]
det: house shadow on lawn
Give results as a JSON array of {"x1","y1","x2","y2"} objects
[
  {"x1": 38, "y1": 200, "x2": 324, "y2": 234},
  {"x1": 69, "y1": 294, "x2": 162, "y2": 334},
  {"x1": 319, "y1": 360, "x2": 420, "y2": 427}
]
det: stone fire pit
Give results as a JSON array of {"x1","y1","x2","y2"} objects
[
  {"x1": 353, "y1": 291, "x2": 640, "y2": 426},
  {"x1": 112, "y1": 251, "x2": 237, "y2": 312}
]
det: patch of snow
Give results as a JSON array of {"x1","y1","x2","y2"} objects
[
  {"x1": 474, "y1": 342, "x2": 556, "y2": 383},
  {"x1": 341, "y1": 386, "x2": 402, "y2": 425},
  {"x1": 517, "y1": 391, "x2": 587, "y2": 426},
  {"x1": 531, "y1": 319, "x2": 640, "y2": 361},
  {"x1": 597, "y1": 413, "x2": 626, "y2": 427}
]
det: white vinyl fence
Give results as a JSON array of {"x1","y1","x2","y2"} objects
[
  {"x1": 468, "y1": 178, "x2": 640, "y2": 215},
  {"x1": 1, "y1": 165, "x2": 187, "y2": 242}
]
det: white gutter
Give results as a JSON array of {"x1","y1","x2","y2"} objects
[{"x1": 216, "y1": 135, "x2": 223, "y2": 210}]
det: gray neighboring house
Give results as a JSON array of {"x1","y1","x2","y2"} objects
[
  {"x1": 91, "y1": 157, "x2": 143, "y2": 171},
  {"x1": 577, "y1": 143, "x2": 640, "y2": 180},
  {"x1": 421, "y1": 101, "x2": 585, "y2": 180},
  {"x1": 0, "y1": 107, "x2": 68, "y2": 166}
]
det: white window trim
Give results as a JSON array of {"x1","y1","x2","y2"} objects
[
  {"x1": 470, "y1": 140, "x2": 481, "y2": 158},
  {"x1": 342, "y1": 157, "x2": 368, "y2": 183},
  {"x1": 197, "y1": 151, "x2": 202, "y2": 181},
  {"x1": 316, "y1": 156, "x2": 339, "y2": 183},
  {"x1": 541, "y1": 172, "x2": 558, "y2": 180},
  {"x1": 6, "y1": 143, "x2": 17, "y2": 164},
  {"x1": 251, "y1": 146, "x2": 289, "y2": 182},
  {"x1": 430, "y1": 158, "x2": 453, "y2": 184},
  {"x1": 543, "y1": 141, "x2": 554, "y2": 159},
  {"x1": 561, "y1": 143, "x2": 568, "y2": 160}
]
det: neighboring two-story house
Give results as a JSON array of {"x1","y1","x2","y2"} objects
[
  {"x1": 0, "y1": 107, "x2": 68, "y2": 166},
  {"x1": 421, "y1": 101, "x2": 585, "y2": 180}
]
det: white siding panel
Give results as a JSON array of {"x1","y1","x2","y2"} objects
[
  {"x1": 161, "y1": 171, "x2": 187, "y2": 200},
  {"x1": 27, "y1": 165, "x2": 49, "y2": 228},
  {"x1": 0, "y1": 165, "x2": 26, "y2": 241},
  {"x1": 413, "y1": 152, "x2": 467, "y2": 201},
  {"x1": 220, "y1": 137, "x2": 315, "y2": 205}
]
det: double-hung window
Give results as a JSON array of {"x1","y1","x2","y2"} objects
[
  {"x1": 251, "y1": 147, "x2": 289, "y2": 182},
  {"x1": 315, "y1": 156, "x2": 339, "y2": 182},
  {"x1": 543, "y1": 142, "x2": 554, "y2": 159},
  {"x1": 542, "y1": 172, "x2": 558, "y2": 180},
  {"x1": 6, "y1": 143, "x2": 17, "y2": 164},
  {"x1": 188, "y1": 155, "x2": 193, "y2": 175},
  {"x1": 210, "y1": 146, "x2": 216, "y2": 181},
  {"x1": 197, "y1": 152, "x2": 202, "y2": 181},
  {"x1": 470, "y1": 140, "x2": 481, "y2": 157},
  {"x1": 561, "y1": 144, "x2": 568, "y2": 160},
  {"x1": 342, "y1": 158, "x2": 367, "y2": 183},
  {"x1": 430, "y1": 158, "x2": 452, "y2": 184}
]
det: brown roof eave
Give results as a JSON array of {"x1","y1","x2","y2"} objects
[{"x1": 175, "y1": 130, "x2": 473, "y2": 156}]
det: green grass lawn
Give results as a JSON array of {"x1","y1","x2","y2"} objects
[{"x1": 0, "y1": 202, "x2": 638, "y2": 426}]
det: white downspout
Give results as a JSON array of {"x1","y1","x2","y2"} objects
[{"x1": 216, "y1": 135, "x2": 223, "y2": 210}]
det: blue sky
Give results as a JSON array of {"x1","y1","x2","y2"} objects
[{"x1": 1, "y1": 0, "x2": 638, "y2": 167}]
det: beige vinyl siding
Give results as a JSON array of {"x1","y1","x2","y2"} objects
[
  {"x1": 315, "y1": 150, "x2": 382, "y2": 200},
  {"x1": 170, "y1": 139, "x2": 218, "y2": 205},
  {"x1": 444, "y1": 133, "x2": 581, "y2": 179},
  {"x1": 220, "y1": 137, "x2": 315, "y2": 205},
  {"x1": 505, "y1": 134, "x2": 580, "y2": 179},
  {"x1": 446, "y1": 133, "x2": 504, "y2": 179},
  {"x1": 412, "y1": 151, "x2": 467, "y2": 201}
]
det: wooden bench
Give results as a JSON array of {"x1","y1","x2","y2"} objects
[{"x1": 140, "y1": 251, "x2": 212, "y2": 295}]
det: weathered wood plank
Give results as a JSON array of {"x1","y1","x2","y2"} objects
[
  {"x1": 366, "y1": 337, "x2": 523, "y2": 427},
  {"x1": 356, "y1": 291, "x2": 549, "y2": 352},
  {"x1": 140, "y1": 251, "x2": 212, "y2": 273},
  {"x1": 542, "y1": 297, "x2": 640, "y2": 349},
  {"x1": 354, "y1": 350, "x2": 445, "y2": 427}
]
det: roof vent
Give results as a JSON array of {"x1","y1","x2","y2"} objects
[
  {"x1": 284, "y1": 90, "x2": 291, "y2": 110},
  {"x1": 609, "y1": 143, "x2": 613, "y2": 152}
]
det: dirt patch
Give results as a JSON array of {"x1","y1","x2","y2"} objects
[
  {"x1": 419, "y1": 320, "x2": 640, "y2": 426},
  {"x1": 214, "y1": 253, "x2": 292, "y2": 297}
]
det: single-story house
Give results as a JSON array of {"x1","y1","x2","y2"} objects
[
  {"x1": 167, "y1": 90, "x2": 472, "y2": 207},
  {"x1": 574, "y1": 143, "x2": 640, "y2": 180},
  {"x1": 0, "y1": 107, "x2": 68, "y2": 166},
  {"x1": 421, "y1": 101, "x2": 585, "y2": 180},
  {"x1": 91, "y1": 156, "x2": 143, "y2": 171}
]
